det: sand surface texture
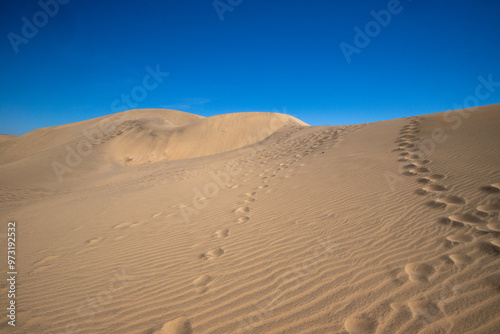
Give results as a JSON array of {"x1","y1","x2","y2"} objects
[{"x1": 1, "y1": 106, "x2": 499, "y2": 333}]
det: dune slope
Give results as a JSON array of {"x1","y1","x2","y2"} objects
[
  {"x1": 0, "y1": 105, "x2": 499, "y2": 334},
  {"x1": 0, "y1": 109, "x2": 305, "y2": 186}
]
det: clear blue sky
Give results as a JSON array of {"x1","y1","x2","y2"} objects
[{"x1": 1, "y1": 0, "x2": 500, "y2": 135}]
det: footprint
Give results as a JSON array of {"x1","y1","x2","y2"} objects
[
  {"x1": 214, "y1": 229, "x2": 229, "y2": 238},
  {"x1": 448, "y1": 253, "x2": 473, "y2": 267},
  {"x1": 238, "y1": 216, "x2": 250, "y2": 223},
  {"x1": 86, "y1": 237, "x2": 104, "y2": 246},
  {"x1": 408, "y1": 299, "x2": 441, "y2": 319},
  {"x1": 490, "y1": 239, "x2": 500, "y2": 248},
  {"x1": 153, "y1": 317, "x2": 192, "y2": 334},
  {"x1": 445, "y1": 217, "x2": 466, "y2": 229},
  {"x1": 446, "y1": 234, "x2": 472, "y2": 244},
  {"x1": 414, "y1": 167, "x2": 430, "y2": 173},
  {"x1": 435, "y1": 196, "x2": 466, "y2": 206},
  {"x1": 384, "y1": 266, "x2": 408, "y2": 285},
  {"x1": 344, "y1": 316, "x2": 377, "y2": 334},
  {"x1": 486, "y1": 223, "x2": 500, "y2": 232},
  {"x1": 200, "y1": 248, "x2": 224, "y2": 260},
  {"x1": 403, "y1": 164, "x2": 418, "y2": 170},
  {"x1": 113, "y1": 222, "x2": 132, "y2": 229},
  {"x1": 477, "y1": 200, "x2": 500, "y2": 212},
  {"x1": 449, "y1": 214, "x2": 484, "y2": 226},
  {"x1": 405, "y1": 262, "x2": 435, "y2": 283},
  {"x1": 417, "y1": 177, "x2": 432, "y2": 184},
  {"x1": 437, "y1": 217, "x2": 452, "y2": 225},
  {"x1": 475, "y1": 224, "x2": 494, "y2": 232},
  {"x1": 475, "y1": 210, "x2": 489, "y2": 218},
  {"x1": 423, "y1": 184, "x2": 448, "y2": 192},
  {"x1": 234, "y1": 206, "x2": 250, "y2": 214},
  {"x1": 193, "y1": 274, "x2": 212, "y2": 293},
  {"x1": 426, "y1": 201, "x2": 447, "y2": 209},
  {"x1": 415, "y1": 189, "x2": 428, "y2": 196},
  {"x1": 193, "y1": 274, "x2": 211, "y2": 286},
  {"x1": 479, "y1": 184, "x2": 500, "y2": 194},
  {"x1": 429, "y1": 174, "x2": 445, "y2": 180}
]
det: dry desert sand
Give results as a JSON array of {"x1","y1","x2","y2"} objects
[{"x1": 0, "y1": 105, "x2": 499, "y2": 333}]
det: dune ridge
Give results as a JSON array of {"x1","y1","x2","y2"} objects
[{"x1": 0, "y1": 109, "x2": 306, "y2": 186}]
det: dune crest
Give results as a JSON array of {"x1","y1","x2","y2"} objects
[
  {"x1": 106, "y1": 111, "x2": 308, "y2": 165},
  {"x1": 0, "y1": 109, "x2": 306, "y2": 185}
]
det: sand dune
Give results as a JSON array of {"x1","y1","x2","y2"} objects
[
  {"x1": 106, "y1": 112, "x2": 308, "y2": 165},
  {"x1": 0, "y1": 109, "x2": 305, "y2": 186},
  {"x1": 0, "y1": 105, "x2": 499, "y2": 333}
]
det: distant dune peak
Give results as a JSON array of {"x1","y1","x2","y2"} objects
[
  {"x1": 106, "y1": 110, "x2": 309, "y2": 165},
  {"x1": 0, "y1": 109, "x2": 309, "y2": 181}
]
